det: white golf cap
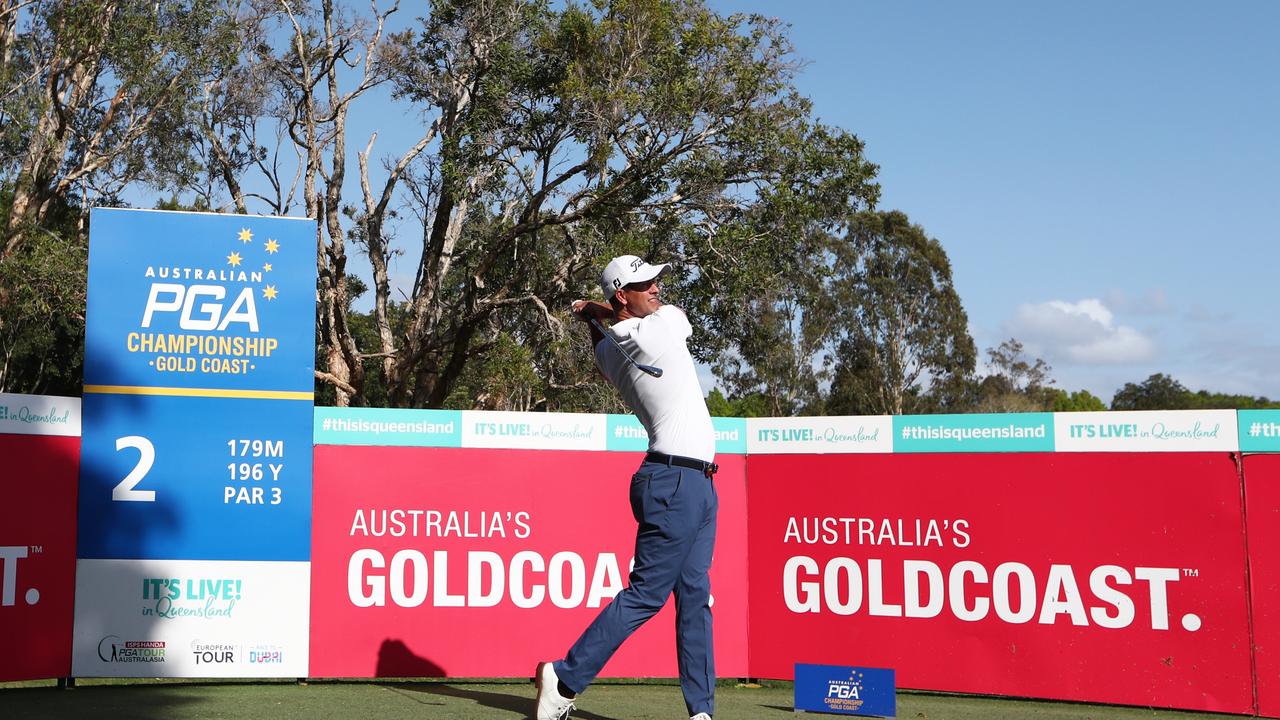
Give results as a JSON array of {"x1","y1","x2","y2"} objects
[{"x1": 599, "y1": 255, "x2": 670, "y2": 297}]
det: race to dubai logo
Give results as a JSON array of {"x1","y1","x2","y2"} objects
[{"x1": 247, "y1": 643, "x2": 285, "y2": 665}]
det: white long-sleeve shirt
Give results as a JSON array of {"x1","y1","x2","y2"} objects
[{"x1": 595, "y1": 304, "x2": 715, "y2": 462}]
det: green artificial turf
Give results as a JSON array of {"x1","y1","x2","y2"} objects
[{"x1": 0, "y1": 679, "x2": 1244, "y2": 720}]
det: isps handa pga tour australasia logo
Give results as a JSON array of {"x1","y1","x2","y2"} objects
[
  {"x1": 129, "y1": 226, "x2": 284, "y2": 378},
  {"x1": 98, "y1": 636, "x2": 166, "y2": 664}
]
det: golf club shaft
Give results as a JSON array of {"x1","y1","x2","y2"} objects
[{"x1": 588, "y1": 317, "x2": 663, "y2": 378}]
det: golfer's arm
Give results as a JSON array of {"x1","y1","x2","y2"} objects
[
  {"x1": 585, "y1": 326, "x2": 610, "y2": 381},
  {"x1": 586, "y1": 319, "x2": 605, "y2": 348},
  {"x1": 573, "y1": 300, "x2": 614, "y2": 381}
]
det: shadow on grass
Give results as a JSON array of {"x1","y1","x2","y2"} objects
[
  {"x1": 0, "y1": 684, "x2": 201, "y2": 720},
  {"x1": 375, "y1": 639, "x2": 446, "y2": 678},
  {"x1": 389, "y1": 683, "x2": 620, "y2": 720},
  {"x1": 374, "y1": 639, "x2": 618, "y2": 719}
]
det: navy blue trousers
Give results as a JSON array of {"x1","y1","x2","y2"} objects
[{"x1": 555, "y1": 459, "x2": 718, "y2": 717}]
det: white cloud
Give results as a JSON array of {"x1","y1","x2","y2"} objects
[{"x1": 1005, "y1": 299, "x2": 1156, "y2": 365}]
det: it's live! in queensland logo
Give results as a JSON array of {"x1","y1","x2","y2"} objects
[{"x1": 141, "y1": 576, "x2": 243, "y2": 620}]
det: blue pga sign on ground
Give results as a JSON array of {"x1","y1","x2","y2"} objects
[
  {"x1": 78, "y1": 208, "x2": 315, "y2": 561},
  {"x1": 795, "y1": 664, "x2": 895, "y2": 717}
]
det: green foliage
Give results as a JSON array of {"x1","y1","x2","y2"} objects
[
  {"x1": 1110, "y1": 373, "x2": 1190, "y2": 410},
  {"x1": 441, "y1": 331, "x2": 540, "y2": 410},
  {"x1": 1048, "y1": 388, "x2": 1108, "y2": 412},
  {"x1": 2, "y1": 1, "x2": 240, "y2": 233},
  {"x1": 1183, "y1": 391, "x2": 1280, "y2": 410},
  {"x1": 824, "y1": 210, "x2": 976, "y2": 416},
  {"x1": 154, "y1": 195, "x2": 211, "y2": 213},
  {"x1": 0, "y1": 190, "x2": 85, "y2": 395},
  {"x1": 1110, "y1": 373, "x2": 1280, "y2": 410},
  {"x1": 694, "y1": 120, "x2": 880, "y2": 416},
  {"x1": 0, "y1": 1, "x2": 242, "y2": 395},
  {"x1": 325, "y1": 0, "x2": 881, "y2": 409},
  {"x1": 704, "y1": 388, "x2": 770, "y2": 418},
  {"x1": 963, "y1": 338, "x2": 1057, "y2": 413}
]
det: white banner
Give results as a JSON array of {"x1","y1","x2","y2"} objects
[
  {"x1": 0, "y1": 393, "x2": 80, "y2": 437},
  {"x1": 747, "y1": 416, "x2": 893, "y2": 454},
  {"x1": 1054, "y1": 410, "x2": 1239, "y2": 452},
  {"x1": 460, "y1": 410, "x2": 606, "y2": 451},
  {"x1": 71, "y1": 559, "x2": 309, "y2": 677}
]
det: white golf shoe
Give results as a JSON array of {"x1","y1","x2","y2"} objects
[
  {"x1": 534, "y1": 661, "x2": 575, "y2": 720},
  {"x1": 690, "y1": 714, "x2": 712, "y2": 720}
]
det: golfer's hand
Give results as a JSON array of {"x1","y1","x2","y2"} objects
[{"x1": 571, "y1": 300, "x2": 612, "y2": 322}]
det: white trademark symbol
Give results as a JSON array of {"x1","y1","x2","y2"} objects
[{"x1": 1182, "y1": 568, "x2": 1198, "y2": 578}]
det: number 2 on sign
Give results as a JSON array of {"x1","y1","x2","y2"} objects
[{"x1": 112, "y1": 436, "x2": 156, "y2": 502}]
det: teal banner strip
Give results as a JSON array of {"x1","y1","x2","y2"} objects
[
  {"x1": 892, "y1": 413, "x2": 1055, "y2": 453},
  {"x1": 605, "y1": 414, "x2": 747, "y2": 455},
  {"x1": 712, "y1": 417, "x2": 748, "y2": 454},
  {"x1": 314, "y1": 407, "x2": 461, "y2": 447},
  {"x1": 606, "y1": 414, "x2": 649, "y2": 452},
  {"x1": 1239, "y1": 410, "x2": 1280, "y2": 452}
]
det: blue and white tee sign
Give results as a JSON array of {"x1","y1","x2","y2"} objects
[
  {"x1": 795, "y1": 663, "x2": 896, "y2": 717},
  {"x1": 78, "y1": 208, "x2": 315, "y2": 561}
]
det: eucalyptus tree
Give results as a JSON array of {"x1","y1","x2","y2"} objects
[
  {"x1": 0, "y1": 0, "x2": 883, "y2": 408},
  {"x1": 0, "y1": 0, "x2": 239, "y2": 257},
  {"x1": 222, "y1": 0, "x2": 880, "y2": 407},
  {"x1": 308, "y1": 0, "x2": 880, "y2": 408},
  {"x1": 969, "y1": 337, "x2": 1057, "y2": 413},
  {"x1": 0, "y1": 0, "x2": 239, "y2": 394},
  {"x1": 824, "y1": 210, "x2": 976, "y2": 416}
]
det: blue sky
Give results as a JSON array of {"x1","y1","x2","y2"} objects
[{"x1": 706, "y1": 0, "x2": 1279, "y2": 401}]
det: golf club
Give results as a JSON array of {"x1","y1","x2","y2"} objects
[{"x1": 588, "y1": 317, "x2": 663, "y2": 378}]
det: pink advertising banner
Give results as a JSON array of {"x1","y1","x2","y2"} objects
[
  {"x1": 745, "y1": 452, "x2": 1254, "y2": 714},
  {"x1": 0, "y1": 433, "x2": 80, "y2": 681},
  {"x1": 308, "y1": 445, "x2": 749, "y2": 679},
  {"x1": 1245, "y1": 453, "x2": 1280, "y2": 718}
]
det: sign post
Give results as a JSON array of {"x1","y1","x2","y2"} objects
[{"x1": 72, "y1": 209, "x2": 315, "y2": 677}]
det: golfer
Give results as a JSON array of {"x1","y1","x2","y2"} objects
[{"x1": 536, "y1": 255, "x2": 718, "y2": 720}]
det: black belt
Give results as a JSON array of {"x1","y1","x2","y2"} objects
[{"x1": 645, "y1": 451, "x2": 718, "y2": 477}]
